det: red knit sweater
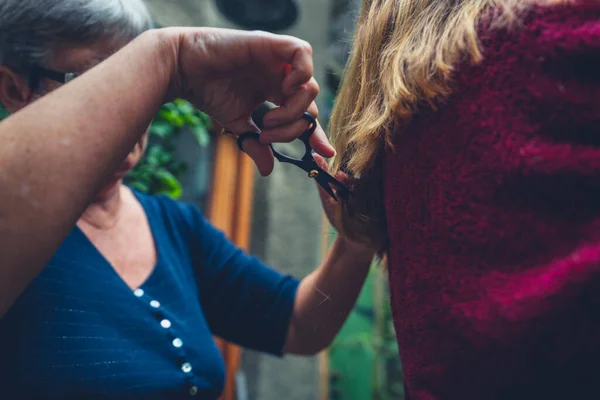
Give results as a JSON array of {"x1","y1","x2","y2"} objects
[{"x1": 384, "y1": 3, "x2": 600, "y2": 399}]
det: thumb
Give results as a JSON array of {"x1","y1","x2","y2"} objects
[{"x1": 313, "y1": 153, "x2": 330, "y2": 172}]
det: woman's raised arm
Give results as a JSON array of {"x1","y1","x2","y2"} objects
[{"x1": 0, "y1": 27, "x2": 331, "y2": 317}]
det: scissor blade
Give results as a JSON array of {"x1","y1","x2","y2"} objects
[
  {"x1": 332, "y1": 182, "x2": 350, "y2": 200},
  {"x1": 317, "y1": 178, "x2": 339, "y2": 201}
]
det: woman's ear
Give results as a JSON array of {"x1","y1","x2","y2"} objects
[
  {"x1": 124, "y1": 132, "x2": 149, "y2": 171},
  {"x1": 0, "y1": 66, "x2": 31, "y2": 112},
  {"x1": 139, "y1": 132, "x2": 149, "y2": 152}
]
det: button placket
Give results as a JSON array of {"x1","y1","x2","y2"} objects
[
  {"x1": 133, "y1": 289, "x2": 197, "y2": 388},
  {"x1": 181, "y1": 362, "x2": 193, "y2": 374},
  {"x1": 150, "y1": 300, "x2": 161, "y2": 309},
  {"x1": 160, "y1": 319, "x2": 172, "y2": 329}
]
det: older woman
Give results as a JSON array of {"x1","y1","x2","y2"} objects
[
  {"x1": 330, "y1": 0, "x2": 600, "y2": 399},
  {"x1": 0, "y1": 1, "x2": 374, "y2": 399}
]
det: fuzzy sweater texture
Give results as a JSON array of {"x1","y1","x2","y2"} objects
[{"x1": 384, "y1": 2, "x2": 600, "y2": 399}]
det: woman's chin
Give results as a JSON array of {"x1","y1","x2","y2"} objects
[{"x1": 96, "y1": 177, "x2": 123, "y2": 199}]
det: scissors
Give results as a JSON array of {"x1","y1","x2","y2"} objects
[{"x1": 230, "y1": 102, "x2": 350, "y2": 201}]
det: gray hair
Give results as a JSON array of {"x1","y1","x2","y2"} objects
[{"x1": 0, "y1": 0, "x2": 154, "y2": 71}]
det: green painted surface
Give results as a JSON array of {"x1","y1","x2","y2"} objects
[
  {"x1": 326, "y1": 229, "x2": 404, "y2": 400},
  {"x1": 328, "y1": 269, "x2": 377, "y2": 400}
]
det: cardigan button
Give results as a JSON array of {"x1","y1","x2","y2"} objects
[
  {"x1": 150, "y1": 300, "x2": 161, "y2": 308},
  {"x1": 181, "y1": 362, "x2": 192, "y2": 373},
  {"x1": 160, "y1": 319, "x2": 172, "y2": 329},
  {"x1": 189, "y1": 386, "x2": 198, "y2": 396}
]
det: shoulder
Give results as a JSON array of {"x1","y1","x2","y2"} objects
[
  {"x1": 460, "y1": 1, "x2": 600, "y2": 119},
  {"x1": 479, "y1": 1, "x2": 600, "y2": 63}
]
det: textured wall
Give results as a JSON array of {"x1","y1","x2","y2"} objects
[{"x1": 142, "y1": 1, "x2": 332, "y2": 399}]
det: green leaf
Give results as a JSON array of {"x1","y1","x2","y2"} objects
[
  {"x1": 198, "y1": 112, "x2": 212, "y2": 128},
  {"x1": 154, "y1": 169, "x2": 183, "y2": 199},
  {"x1": 174, "y1": 99, "x2": 195, "y2": 115},
  {"x1": 164, "y1": 102, "x2": 178, "y2": 113},
  {"x1": 150, "y1": 121, "x2": 175, "y2": 138},
  {"x1": 126, "y1": 101, "x2": 193, "y2": 198},
  {"x1": 166, "y1": 113, "x2": 185, "y2": 128},
  {"x1": 145, "y1": 146, "x2": 165, "y2": 167},
  {"x1": 156, "y1": 108, "x2": 172, "y2": 120},
  {"x1": 184, "y1": 114, "x2": 202, "y2": 126},
  {"x1": 192, "y1": 125, "x2": 211, "y2": 147}
]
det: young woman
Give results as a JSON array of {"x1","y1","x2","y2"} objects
[{"x1": 330, "y1": 0, "x2": 600, "y2": 399}]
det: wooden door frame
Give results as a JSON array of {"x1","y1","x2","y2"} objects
[
  {"x1": 207, "y1": 134, "x2": 255, "y2": 400},
  {"x1": 207, "y1": 134, "x2": 334, "y2": 400}
]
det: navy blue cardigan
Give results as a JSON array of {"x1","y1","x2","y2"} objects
[{"x1": 0, "y1": 191, "x2": 299, "y2": 399}]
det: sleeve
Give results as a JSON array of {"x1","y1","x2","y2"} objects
[{"x1": 180, "y1": 203, "x2": 300, "y2": 356}]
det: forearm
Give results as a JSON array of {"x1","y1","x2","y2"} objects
[
  {"x1": 284, "y1": 236, "x2": 374, "y2": 355},
  {"x1": 0, "y1": 30, "x2": 174, "y2": 316}
]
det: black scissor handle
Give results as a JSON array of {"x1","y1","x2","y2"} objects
[
  {"x1": 236, "y1": 112, "x2": 315, "y2": 163},
  {"x1": 236, "y1": 102, "x2": 350, "y2": 200},
  {"x1": 238, "y1": 102, "x2": 316, "y2": 162}
]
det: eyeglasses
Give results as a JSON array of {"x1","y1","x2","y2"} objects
[{"x1": 28, "y1": 65, "x2": 80, "y2": 92}]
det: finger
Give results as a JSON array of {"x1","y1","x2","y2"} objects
[
  {"x1": 258, "y1": 118, "x2": 335, "y2": 158},
  {"x1": 269, "y1": 36, "x2": 314, "y2": 92},
  {"x1": 306, "y1": 101, "x2": 319, "y2": 120},
  {"x1": 258, "y1": 101, "x2": 318, "y2": 142},
  {"x1": 259, "y1": 118, "x2": 312, "y2": 144},
  {"x1": 256, "y1": 100, "x2": 317, "y2": 130},
  {"x1": 263, "y1": 77, "x2": 319, "y2": 129},
  {"x1": 223, "y1": 117, "x2": 259, "y2": 137},
  {"x1": 308, "y1": 120, "x2": 336, "y2": 158},
  {"x1": 259, "y1": 100, "x2": 336, "y2": 157},
  {"x1": 240, "y1": 138, "x2": 275, "y2": 176}
]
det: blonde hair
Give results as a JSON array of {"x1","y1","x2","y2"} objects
[{"x1": 330, "y1": 0, "x2": 527, "y2": 253}]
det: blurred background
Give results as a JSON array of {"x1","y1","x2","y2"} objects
[
  {"x1": 0, "y1": 0, "x2": 404, "y2": 398},
  {"x1": 128, "y1": 0, "x2": 405, "y2": 399}
]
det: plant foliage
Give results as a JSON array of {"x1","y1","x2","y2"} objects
[{"x1": 126, "y1": 99, "x2": 212, "y2": 199}]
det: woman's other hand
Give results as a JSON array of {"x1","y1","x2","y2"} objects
[
  {"x1": 312, "y1": 154, "x2": 371, "y2": 251},
  {"x1": 313, "y1": 154, "x2": 346, "y2": 231},
  {"x1": 158, "y1": 28, "x2": 336, "y2": 175}
]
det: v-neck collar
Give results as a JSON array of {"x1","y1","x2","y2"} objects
[{"x1": 72, "y1": 189, "x2": 162, "y2": 293}]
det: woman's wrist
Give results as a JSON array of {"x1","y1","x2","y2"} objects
[
  {"x1": 334, "y1": 235, "x2": 376, "y2": 258},
  {"x1": 137, "y1": 28, "x2": 183, "y2": 104}
]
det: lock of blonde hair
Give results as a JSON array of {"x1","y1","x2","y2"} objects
[{"x1": 329, "y1": 0, "x2": 529, "y2": 254}]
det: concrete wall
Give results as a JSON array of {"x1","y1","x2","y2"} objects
[{"x1": 142, "y1": 1, "x2": 332, "y2": 399}]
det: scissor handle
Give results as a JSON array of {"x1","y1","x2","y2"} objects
[
  {"x1": 250, "y1": 101, "x2": 276, "y2": 130},
  {"x1": 237, "y1": 102, "x2": 351, "y2": 200},
  {"x1": 247, "y1": 102, "x2": 317, "y2": 162}
]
